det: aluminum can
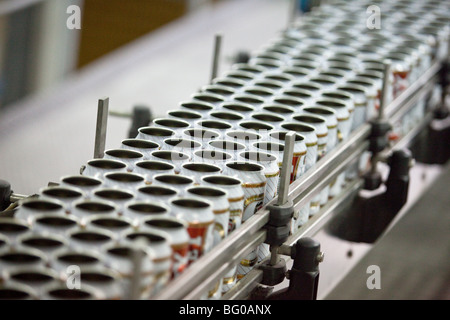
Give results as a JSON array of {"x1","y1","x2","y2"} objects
[
  {"x1": 169, "y1": 198, "x2": 215, "y2": 265},
  {"x1": 142, "y1": 216, "x2": 190, "y2": 279}
]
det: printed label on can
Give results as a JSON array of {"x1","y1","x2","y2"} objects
[
  {"x1": 290, "y1": 152, "x2": 307, "y2": 183},
  {"x1": 228, "y1": 209, "x2": 242, "y2": 233},
  {"x1": 214, "y1": 222, "x2": 226, "y2": 245},
  {"x1": 171, "y1": 243, "x2": 189, "y2": 278},
  {"x1": 237, "y1": 249, "x2": 258, "y2": 280},
  {"x1": 186, "y1": 220, "x2": 214, "y2": 264},
  {"x1": 242, "y1": 193, "x2": 265, "y2": 222}
]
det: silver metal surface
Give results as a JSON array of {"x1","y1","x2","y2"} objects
[
  {"x1": 269, "y1": 245, "x2": 279, "y2": 266},
  {"x1": 109, "y1": 110, "x2": 132, "y2": 118},
  {"x1": 379, "y1": 60, "x2": 391, "y2": 119},
  {"x1": 316, "y1": 252, "x2": 325, "y2": 263},
  {"x1": 9, "y1": 193, "x2": 29, "y2": 203}
]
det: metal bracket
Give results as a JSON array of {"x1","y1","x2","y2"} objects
[
  {"x1": 265, "y1": 131, "x2": 295, "y2": 265},
  {"x1": 363, "y1": 61, "x2": 393, "y2": 190},
  {"x1": 258, "y1": 258, "x2": 287, "y2": 287},
  {"x1": 409, "y1": 52, "x2": 450, "y2": 165},
  {"x1": 257, "y1": 131, "x2": 297, "y2": 289},
  {"x1": 359, "y1": 148, "x2": 413, "y2": 243},
  {"x1": 266, "y1": 237, "x2": 322, "y2": 300},
  {"x1": 332, "y1": 148, "x2": 413, "y2": 244},
  {"x1": 362, "y1": 119, "x2": 391, "y2": 190},
  {"x1": 0, "y1": 179, "x2": 40, "y2": 216},
  {"x1": 264, "y1": 201, "x2": 294, "y2": 247}
]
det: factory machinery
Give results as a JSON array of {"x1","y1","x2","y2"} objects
[{"x1": 0, "y1": 0, "x2": 449, "y2": 300}]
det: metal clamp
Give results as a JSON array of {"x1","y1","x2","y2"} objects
[
  {"x1": 267, "y1": 237, "x2": 323, "y2": 300},
  {"x1": 265, "y1": 131, "x2": 296, "y2": 263},
  {"x1": 363, "y1": 61, "x2": 393, "y2": 190},
  {"x1": 0, "y1": 180, "x2": 40, "y2": 216},
  {"x1": 257, "y1": 131, "x2": 295, "y2": 287}
]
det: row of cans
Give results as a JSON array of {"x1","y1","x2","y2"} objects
[{"x1": 1, "y1": 0, "x2": 448, "y2": 299}]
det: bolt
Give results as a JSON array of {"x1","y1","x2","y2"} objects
[
  {"x1": 316, "y1": 252, "x2": 324, "y2": 263},
  {"x1": 347, "y1": 249, "x2": 353, "y2": 258},
  {"x1": 377, "y1": 154, "x2": 389, "y2": 163},
  {"x1": 278, "y1": 244, "x2": 292, "y2": 257},
  {"x1": 109, "y1": 110, "x2": 132, "y2": 118}
]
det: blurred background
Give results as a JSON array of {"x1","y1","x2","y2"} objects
[
  {"x1": 0, "y1": 0, "x2": 292, "y2": 194},
  {"x1": 0, "y1": 0, "x2": 218, "y2": 107}
]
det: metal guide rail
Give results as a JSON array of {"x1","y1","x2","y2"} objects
[{"x1": 155, "y1": 56, "x2": 445, "y2": 300}]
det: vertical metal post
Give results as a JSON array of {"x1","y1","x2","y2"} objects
[
  {"x1": 287, "y1": 0, "x2": 298, "y2": 29},
  {"x1": 270, "y1": 131, "x2": 296, "y2": 266},
  {"x1": 439, "y1": 33, "x2": 450, "y2": 107},
  {"x1": 370, "y1": 60, "x2": 391, "y2": 175},
  {"x1": 128, "y1": 237, "x2": 148, "y2": 300},
  {"x1": 269, "y1": 245, "x2": 280, "y2": 266},
  {"x1": 94, "y1": 97, "x2": 109, "y2": 159},
  {"x1": 277, "y1": 131, "x2": 296, "y2": 206},
  {"x1": 210, "y1": 34, "x2": 222, "y2": 83},
  {"x1": 379, "y1": 60, "x2": 392, "y2": 120}
]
